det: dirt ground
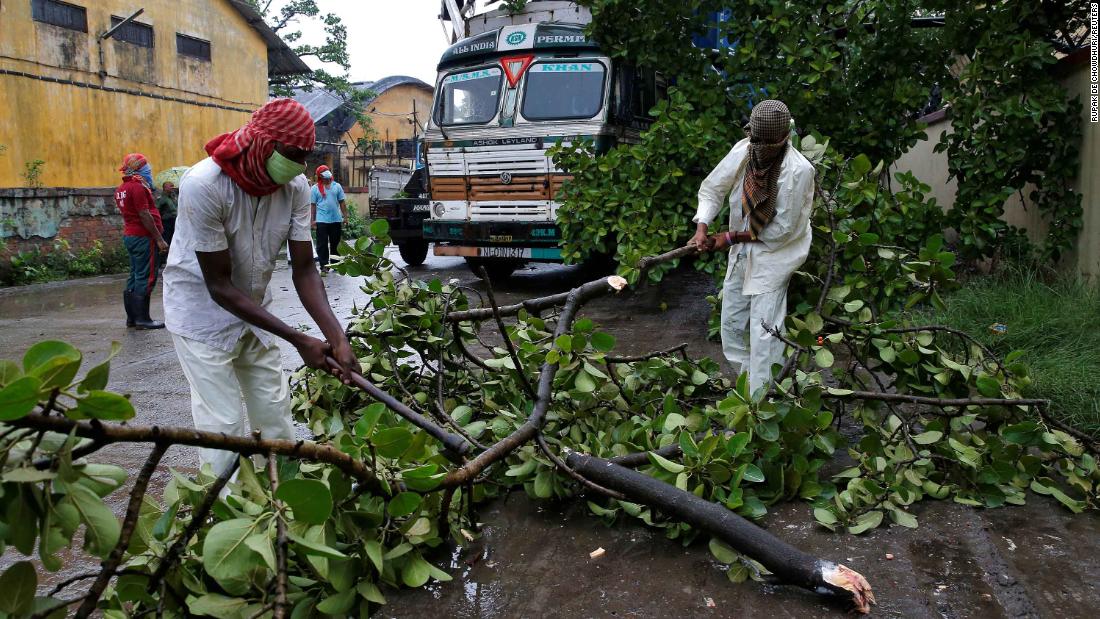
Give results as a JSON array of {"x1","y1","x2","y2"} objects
[{"x1": 1, "y1": 249, "x2": 1098, "y2": 618}]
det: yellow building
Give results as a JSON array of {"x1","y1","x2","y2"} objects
[
  {"x1": 0, "y1": 0, "x2": 308, "y2": 188},
  {"x1": 294, "y1": 76, "x2": 434, "y2": 188}
]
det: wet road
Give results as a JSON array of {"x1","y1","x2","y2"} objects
[{"x1": 2, "y1": 250, "x2": 1098, "y2": 617}]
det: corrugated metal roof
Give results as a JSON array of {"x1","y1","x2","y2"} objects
[
  {"x1": 226, "y1": 0, "x2": 312, "y2": 77},
  {"x1": 292, "y1": 88, "x2": 348, "y2": 124},
  {"x1": 353, "y1": 76, "x2": 433, "y2": 104},
  {"x1": 294, "y1": 76, "x2": 433, "y2": 124}
]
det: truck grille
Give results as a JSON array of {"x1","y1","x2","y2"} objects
[{"x1": 430, "y1": 174, "x2": 572, "y2": 201}]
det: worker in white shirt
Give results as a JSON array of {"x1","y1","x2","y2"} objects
[
  {"x1": 164, "y1": 99, "x2": 360, "y2": 475},
  {"x1": 689, "y1": 100, "x2": 816, "y2": 395}
]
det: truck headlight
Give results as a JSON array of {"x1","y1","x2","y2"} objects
[{"x1": 432, "y1": 202, "x2": 446, "y2": 218}]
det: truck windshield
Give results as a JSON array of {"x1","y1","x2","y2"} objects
[
  {"x1": 522, "y1": 61, "x2": 606, "y2": 121},
  {"x1": 437, "y1": 67, "x2": 503, "y2": 126}
]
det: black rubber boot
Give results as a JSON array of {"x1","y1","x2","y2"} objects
[
  {"x1": 123, "y1": 290, "x2": 136, "y2": 328},
  {"x1": 133, "y1": 292, "x2": 165, "y2": 330}
]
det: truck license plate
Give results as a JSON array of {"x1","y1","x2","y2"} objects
[{"x1": 481, "y1": 247, "x2": 527, "y2": 258}]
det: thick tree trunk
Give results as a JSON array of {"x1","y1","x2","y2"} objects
[{"x1": 566, "y1": 453, "x2": 875, "y2": 614}]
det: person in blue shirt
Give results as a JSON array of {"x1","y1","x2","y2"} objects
[{"x1": 310, "y1": 165, "x2": 348, "y2": 272}]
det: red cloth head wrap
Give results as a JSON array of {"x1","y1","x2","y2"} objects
[
  {"x1": 315, "y1": 165, "x2": 331, "y2": 197},
  {"x1": 204, "y1": 99, "x2": 316, "y2": 197},
  {"x1": 119, "y1": 153, "x2": 148, "y2": 174}
]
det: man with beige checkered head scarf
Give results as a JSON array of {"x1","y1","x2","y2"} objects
[{"x1": 689, "y1": 100, "x2": 816, "y2": 395}]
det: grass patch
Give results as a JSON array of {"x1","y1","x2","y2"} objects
[{"x1": 914, "y1": 265, "x2": 1100, "y2": 436}]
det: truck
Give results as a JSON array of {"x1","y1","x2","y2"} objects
[
  {"x1": 423, "y1": 1, "x2": 663, "y2": 280},
  {"x1": 367, "y1": 164, "x2": 432, "y2": 266}
]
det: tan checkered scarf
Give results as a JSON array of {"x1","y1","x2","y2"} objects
[{"x1": 742, "y1": 100, "x2": 791, "y2": 238}]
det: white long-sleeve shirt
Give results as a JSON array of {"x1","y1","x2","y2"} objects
[{"x1": 695, "y1": 138, "x2": 816, "y2": 295}]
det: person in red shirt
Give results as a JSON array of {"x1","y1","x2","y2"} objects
[{"x1": 115, "y1": 153, "x2": 169, "y2": 329}]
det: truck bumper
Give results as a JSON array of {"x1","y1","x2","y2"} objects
[{"x1": 423, "y1": 220, "x2": 563, "y2": 261}]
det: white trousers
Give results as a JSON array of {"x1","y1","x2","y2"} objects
[
  {"x1": 720, "y1": 254, "x2": 789, "y2": 395},
  {"x1": 172, "y1": 332, "x2": 295, "y2": 476}
]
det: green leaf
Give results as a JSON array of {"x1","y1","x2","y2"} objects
[
  {"x1": 402, "y1": 556, "x2": 433, "y2": 588},
  {"x1": 289, "y1": 533, "x2": 347, "y2": 559},
  {"x1": 3, "y1": 467, "x2": 57, "y2": 483},
  {"x1": 202, "y1": 519, "x2": 262, "y2": 591},
  {"x1": 725, "y1": 433, "x2": 750, "y2": 458},
  {"x1": 387, "y1": 492, "x2": 422, "y2": 518},
  {"x1": 316, "y1": 588, "x2": 357, "y2": 615},
  {"x1": 0, "y1": 360, "x2": 21, "y2": 386},
  {"x1": 369, "y1": 218, "x2": 390, "y2": 237},
  {"x1": 815, "y1": 348, "x2": 834, "y2": 369},
  {"x1": 912, "y1": 431, "x2": 943, "y2": 444},
  {"x1": 663, "y1": 412, "x2": 687, "y2": 433},
  {"x1": 708, "y1": 538, "x2": 739, "y2": 564},
  {"x1": 975, "y1": 375, "x2": 1002, "y2": 398},
  {"x1": 406, "y1": 517, "x2": 432, "y2": 537},
  {"x1": 0, "y1": 561, "x2": 37, "y2": 616},
  {"x1": 574, "y1": 370, "x2": 596, "y2": 392},
  {"x1": 0, "y1": 375, "x2": 43, "y2": 421},
  {"x1": 70, "y1": 390, "x2": 135, "y2": 421},
  {"x1": 532, "y1": 470, "x2": 553, "y2": 498},
  {"x1": 742, "y1": 464, "x2": 765, "y2": 483},
  {"x1": 813, "y1": 508, "x2": 838, "y2": 526},
  {"x1": 68, "y1": 484, "x2": 121, "y2": 558},
  {"x1": 647, "y1": 451, "x2": 685, "y2": 473},
  {"x1": 357, "y1": 579, "x2": 387, "y2": 604},
  {"x1": 847, "y1": 510, "x2": 883, "y2": 534},
  {"x1": 275, "y1": 479, "x2": 333, "y2": 525},
  {"x1": 372, "y1": 427, "x2": 413, "y2": 459},
  {"x1": 187, "y1": 593, "x2": 249, "y2": 617},
  {"x1": 23, "y1": 341, "x2": 82, "y2": 390},
  {"x1": 365, "y1": 540, "x2": 384, "y2": 572},
  {"x1": 244, "y1": 534, "x2": 277, "y2": 571},
  {"x1": 889, "y1": 509, "x2": 918, "y2": 528},
  {"x1": 590, "y1": 332, "x2": 616, "y2": 352},
  {"x1": 850, "y1": 154, "x2": 872, "y2": 178},
  {"x1": 78, "y1": 341, "x2": 122, "y2": 393}
]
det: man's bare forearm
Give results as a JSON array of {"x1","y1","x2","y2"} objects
[
  {"x1": 206, "y1": 282, "x2": 306, "y2": 347},
  {"x1": 293, "y1": 268, "x2": 346, "y2": 344},
  {"x1": 138, "y1": 211, "x2": 166, "y2": 244}
]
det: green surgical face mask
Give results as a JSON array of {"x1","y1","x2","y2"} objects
[{"x1": 266, "y1": 150, "x2": 306, "y2": 185}]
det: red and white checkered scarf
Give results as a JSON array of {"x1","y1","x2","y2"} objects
[{"x1": 205, "y1": 99, "x2": 316, "y2": 197}]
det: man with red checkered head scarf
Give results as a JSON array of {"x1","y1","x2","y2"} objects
[
  {"x1": 163, "y1": 99, "x2": 361, "y2": 475},
  {"x1": 689, "y1": 99, "x2": 816, "y2": 396}
]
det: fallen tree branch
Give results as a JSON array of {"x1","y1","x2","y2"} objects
[
  {"x1": 824, "y1": 390, "x2": 1048, "y2": 409},
  {"x1": 267, "y1": 453, "x2": 289, "y2": 619},
  {"x1": 8, "y1": 414, "x2": 384, "y2": 493},
  {"x1": 74, "y1": 443, "x2": 169, "y2": 618},
  {"x1": 480, "y1": 266, "x2": 538, "y2": 400},
  {"x1": 566, "y1": 453, "x2": 875, "y2": 614},
  {"x1": 148, "y1": 459, "x2": 240, "y2": 593},
  {"x1": 605, "y1": 343, "x2": 689, "y2": 364},
  {"x1": 332, "y1": 358, "x2": 472, "y2": 460}
]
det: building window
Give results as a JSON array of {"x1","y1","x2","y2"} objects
[
  {"x1": 30, "y1": 0, "x2": 87, "y2": 32},
  {"x1": 176, "y1": 34, "x2": 211, "y2": 61},
  {"x1": 110, "y1": 15, "x2": 154, "y2": 48}
]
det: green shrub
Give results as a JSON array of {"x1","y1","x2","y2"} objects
[
  {"x1": 343, "y1": 198, "x2": 368, "y2": 240},
  {"x1": 1, "y1": 239, "x2": 129, "y2": 287},
  {"x1": 914, "y1": 265, "x2": 1100, "y2": 436}
]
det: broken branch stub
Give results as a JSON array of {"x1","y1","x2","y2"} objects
[{"x1": 565, "y1": 453, "x2": 876, "y2": 614}]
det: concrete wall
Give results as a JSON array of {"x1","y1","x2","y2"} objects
[
  {"x1": 893, "y1": 49, "x2": 1098, "y2": 279},
  {"x1": 0, "y1": 188, "x2": 121, "y2": 258},
  {"x1": 0, "y1": 0, "x2": 270, "y2": 188}
]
